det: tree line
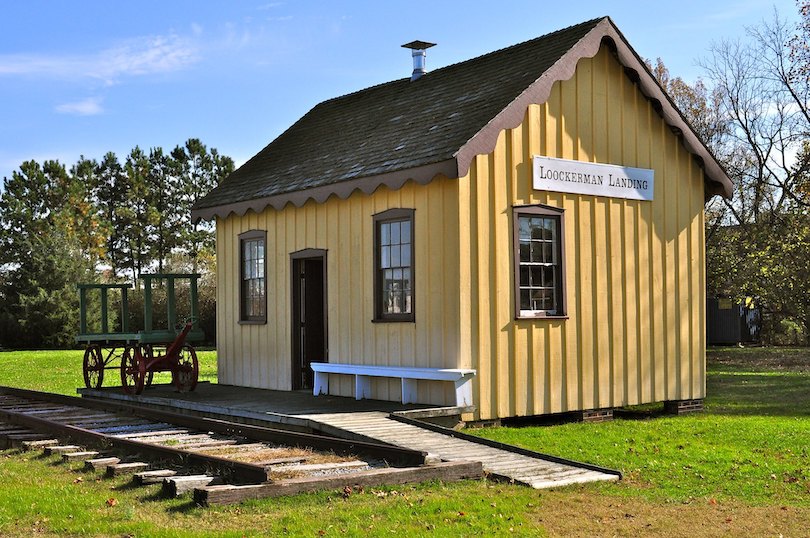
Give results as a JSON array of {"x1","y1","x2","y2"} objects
[
  {"x1": 652, "y1": 1, "x2": 810, "y2": 342},
  {"x1": 0, "y1": 139, "x2": 233, "y2": 349}
]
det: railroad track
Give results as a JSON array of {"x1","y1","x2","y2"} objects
[{"x1": 0, "y1": 386, "x2": 482, "y2": 505}]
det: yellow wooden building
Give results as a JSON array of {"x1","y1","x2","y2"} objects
[{"x1": 193, "y1": 17, "x2": 732, "y2": 421}]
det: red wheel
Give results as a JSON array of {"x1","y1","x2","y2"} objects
[
  {"x1": 82, "y1": 345, "x2": 104, "y2": 389},
  {"x1": 120, "y1": 346, "x2": 145, "y2": 395},
  {"x1": 174, "y1": 344, "x2": 199, "y2": 393},
  {"x1": 140, "y1": 345, "x2": 155, "y2": 387}
]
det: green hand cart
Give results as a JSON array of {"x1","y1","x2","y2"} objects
[{"x1": 77, "y1": 274, "x2": 205, "y2": 395}]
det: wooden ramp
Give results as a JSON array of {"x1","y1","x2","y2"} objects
[
  {"x1": 301, "y1": 411, "x2": 620, "y2": 489},
  {"x1": 79, "y1": 384, "x2": 620, "y2": 489}
]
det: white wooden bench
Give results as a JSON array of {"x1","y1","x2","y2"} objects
[{"x1": 310, "y1": 363, "x2": 476, "y2": 407}]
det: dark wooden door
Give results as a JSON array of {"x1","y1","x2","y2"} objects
[{"x1": 291, "y1": 255, "x2": 326, "y2": 390}]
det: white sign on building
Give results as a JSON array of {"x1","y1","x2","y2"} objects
[{"x1": 532, "y1": 155, "x2": 654, "y2": 201}]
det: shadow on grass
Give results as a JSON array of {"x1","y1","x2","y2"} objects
[
  {"x1": 707, "y1": 371, "x2": 810, "y2": 417},
  {"x1": 165, "y1": 499, "x2": 200, "y2": 514}
]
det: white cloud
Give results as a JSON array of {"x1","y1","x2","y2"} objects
[
  {"x1": 55, "y1": 97, "x2": 104, "y2": 116},
  {"x1": 0, "y1": 33, "x2": 198, "y2": 84}
]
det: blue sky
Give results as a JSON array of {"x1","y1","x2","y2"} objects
[{"x1": 0, "y1": 1, "x2": 801, "y2": 185}]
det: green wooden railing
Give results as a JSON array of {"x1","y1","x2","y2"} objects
[{"x1": 77, "y1": 273, "x2": 203, "y2": 344}]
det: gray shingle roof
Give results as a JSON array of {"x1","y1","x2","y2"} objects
[{"x1": 193, "y1": 16, "x2": 732, "y2": 220}]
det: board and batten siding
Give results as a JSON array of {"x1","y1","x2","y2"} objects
[
  {"x1": 459, "y1": 46, "x2": 706, "y2": 420},
  {"x1": 216, "y1": 179, "x2": 462, "y2": 405}
]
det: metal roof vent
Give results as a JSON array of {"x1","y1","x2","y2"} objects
[{"x1": 402, "y1": 40, "x2": 436, "y2": 81}]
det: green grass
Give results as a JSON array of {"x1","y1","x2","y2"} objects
[
  {"x1": 0, "y1": 346, "x2": 808, "y2": 536},
  {"x1": 0, "y1": 349, "x2": 217, "y2": 396}
]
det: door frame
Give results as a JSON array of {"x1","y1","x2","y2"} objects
[{"x1": 290, "y1": 248, "x2": 328, "y2": 390}]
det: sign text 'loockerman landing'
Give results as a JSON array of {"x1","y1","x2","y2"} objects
[{"x1": 532, "y1": 155, "x2": 654, "y2": 201}]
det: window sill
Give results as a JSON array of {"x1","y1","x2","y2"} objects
[
  {"x1": 238, "y1": 320, "x2": 267, "y2": 325},
  {"x1": 371, "y1": 318, "x2": 415, "y2": 324}
]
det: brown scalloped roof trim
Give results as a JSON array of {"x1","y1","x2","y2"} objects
[
  {"x1": 454, "y1": 17, "x2": 733, "y2": 199},
  {"x1": 192, "y1": 159, "x2": 457, "y2": 221}
]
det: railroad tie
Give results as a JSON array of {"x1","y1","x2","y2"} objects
[
  {"x1": 84, "y1": 457, "x2": 121, "y2": 471},
  {"x1": 133, "y1": 469, "x2": 178, "y2": 485},
  {"x1": 164, "y1": 475, "x2": 224, "y2": 496},
  {"x1": 44, "y1": 445, "x2": 83, "y2": 456},
  {"x1": 20, "y1": 439, "x2": 60, "y2": 451},
  {"x1": 62, "y1": 451, "x2": 100, "y2": 462},
  {"x1": 7, "y1": 433, "x2": 58, "y2": 449},
  {"x1": 106, "y1": 462, "x2": 150, "y2": 477}
]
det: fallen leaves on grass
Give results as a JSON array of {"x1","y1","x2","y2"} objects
[{"x1": 105, "y1": 498, "x2": 118, "y2": 507}]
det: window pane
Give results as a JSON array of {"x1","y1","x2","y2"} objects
[
  {"x1": 401, "y1": 244, "x2": 411, "y2": 266},
  {"x1": 542, "y1": 266, "x2": 555, "y2": 288},
  {"x1": 380, "y1": 222, "x2": 390, "y2": 246},
  {"x1": 519, "y1": 266, "x2": 529, "y2": 287},
  {"x1": 531, "y1": 242, "x2": 543, "y2": 262},
  {"x1": 401, "y1": 221, "x2": 410, "y2": 243},
  {"x1": 381, "y1": 246, "x2": 390, "y2": 268},
  {"x1": 519, "y1": 217, "x2": 530, "y2": 240},
  {"x1": 519, "y1": 242, "x2": 530, "y2": 262},
  {"x1": 520, "y1": 289, "x2": 530, "y2": 310},
  {"x1": 543, "y1": 242, "x2": 553, "y2": 264},
  {"x1": 402, "y1": 268, "x2": 411, "y2": 289},
  {"x1": 530, "y1": 266, "x2": 542, "y2": 287},
  {"x1": 391, "y1": 245, "x2": 400, "y2": 267},
  {"x1": 391, "y1": 221, "x2": 400, "y2": 244},
  {"x1": 530, "y1": 218, "x2": 543, "y2": 239}
]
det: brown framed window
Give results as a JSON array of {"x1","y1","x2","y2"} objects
[
  {"x1": 239, "y1": 230, "x2": 267, "y2": 324},
  {"x1": 513, "y1": 205, "x2": 566, "y2": 318},
  {"x1": 373, "y1": 208, "x2": 414, "y2": 322}
]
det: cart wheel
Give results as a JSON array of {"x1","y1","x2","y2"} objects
[
  {"x1": 140, "y1": 345, "x2": 154, "y2": 387},
  {"x1": 82, "y1": 345, "x2": 104, "y2": 389},
  {"x1": 120, "y1": 346, "x2": 146, "y2": 395},
  {"x1": 174, "y1": 344, "x2": 199, "y2": 393}
]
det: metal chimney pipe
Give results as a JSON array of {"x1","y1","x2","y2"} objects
[{"x1": 401, "y1": 40, "x2": 436, "y2": 81}]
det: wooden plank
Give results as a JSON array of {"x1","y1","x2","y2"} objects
[
  {"x1": 267, "y1": 460, "x2": 368, "y2": 474},
  {"x1": 165, "y1": 475, "x2": 224, "y2": 496},
  {"x1": 45, "y1": 445, "x2": 83, "y2": 455},
  {"x1": 134, "y1": 469, "x2": 178, "y2": 485},
  {"x1": 7, "y1": 433, "x2": 55, "y2": 447},
  {"x1": 85, "y1": 457, "x2": 121, "y2": 471},
  {"x1": 62, "y1": 451, "x2": 100, "y2": 462},
  {"x1": 106, "y1": 462, "x2": 150, "y2": 476},
  {"x1": 115, "y1": 429, "x2": 191, "y2": 439},
  {"x1": 20, "y1": 439, "x2": 60, "y2": 451},
  {"x1": 196, "y1": 461, "x2": 484, "y2": 505},
  {"x1": 251, "y1": 456, "x2": 306, "y2": 466}
]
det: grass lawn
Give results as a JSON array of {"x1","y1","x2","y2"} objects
[{"x1": 0, "y1": 347, "x2": 808, "y2": 536}]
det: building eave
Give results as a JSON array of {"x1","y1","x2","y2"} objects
[{"x1": 192, "y1": 158, "x2": 458, "y2": 222}]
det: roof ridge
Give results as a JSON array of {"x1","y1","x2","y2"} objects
[{"x1": 313, "y1": 17, "x2": 608, "y2": 108}]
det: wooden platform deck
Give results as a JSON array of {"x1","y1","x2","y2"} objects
[{"x1": 79, "y1": 383, "x2": 620, "y2": 489}]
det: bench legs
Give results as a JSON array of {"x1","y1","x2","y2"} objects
[
  {"x1": 401, "y1": 379, "x2": 417, "y2": 404},
  {"x1": 355, "y1": 375, "x2": 371, "y2": 400},
  {"x1": 454, "y1": 376, "x2": 474, "y2": 407},
  {"x1": 313, "y1": 371, "x2": 329, "y2": 396}
]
